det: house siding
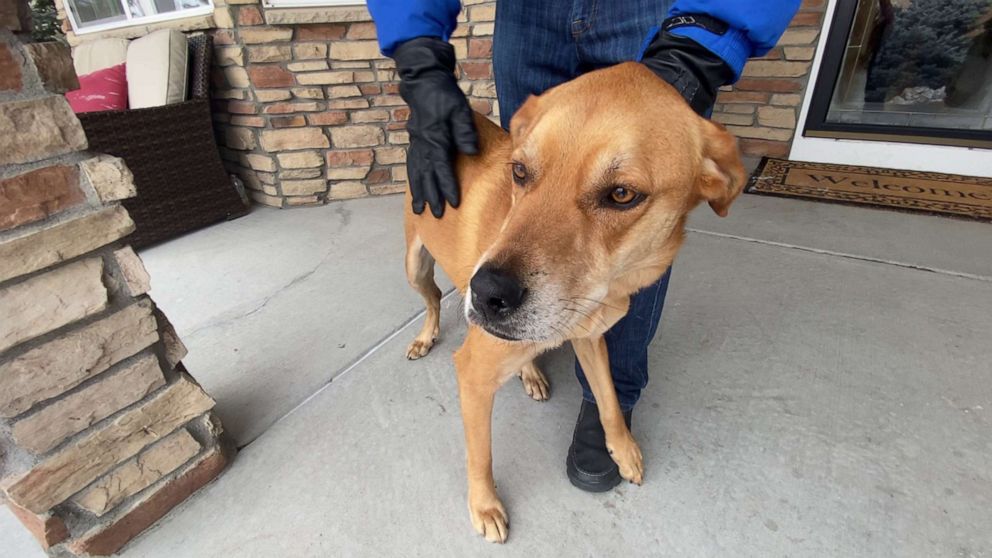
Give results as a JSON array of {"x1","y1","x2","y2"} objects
[{"x1": 58, "y1": 0, "x2": 825, "y2": 208}]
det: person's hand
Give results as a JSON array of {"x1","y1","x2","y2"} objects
[
  {"x1": 393, "y1": 37, "x2": 479, "y2": 218},
  {"x1": 639, "y1": 27, "x2": 735, "y2": 116}
]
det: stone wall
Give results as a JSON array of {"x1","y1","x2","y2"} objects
[
  {"x1": 712, "y1": 0, "x2": 826, "y2": 159},
  {"x1": 0, "y1": 5, "x2": 230, "y2": 556},
  {"x1": 58, "y1": 0, "x2": 824, "y2": 207},
  {"x1": 204, "y1": 0, "x2": 497, "y2": 207},
  {"x1": 60, "y1": 0, "x2": 495, "y2": 208}
]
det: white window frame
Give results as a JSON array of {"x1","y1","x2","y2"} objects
[
  {"x1": 63, "y1": 0, "x2": 214, "y2": 35},
  {"x1": 262, "y1": 0, "x2": 364, "y2": 9},
  {"x1": 790, "y1": 0, "x2": 992, "y2": 178}
]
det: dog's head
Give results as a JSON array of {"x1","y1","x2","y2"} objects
[{"x1": 466, "y1": 62, "x2": 745, "y2": 342}]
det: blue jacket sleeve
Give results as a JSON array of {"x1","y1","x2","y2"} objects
[
  {"x1": 668, "y1": 0, "x2": 801, "y2": 80},
  {"x1": 366, "y1": 0, "x2": 462, "y2": 57}
]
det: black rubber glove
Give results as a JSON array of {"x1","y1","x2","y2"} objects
[
  {"x1": 640, "y1": 31, "x2": 735, "y2": 116},
  {"x1": 393, "y1": 37, "x2": 479, "y2": 218}
]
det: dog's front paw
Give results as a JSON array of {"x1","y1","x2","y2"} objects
[
  {"x1": 519, "y1": 363, "x2": 550, "y2": 401},
  {"x1": 468, "y1": 491, "x2": 509, "y2": 543},
  {"x1": 607, "y1": 433, "x2": 644, "y2": 485},
  {"x1": 405, "y1": 338, "x2": 435, "y2": 359},
  {"x1": 406, "y1": 324, "x2": 439, "y2": 360}
]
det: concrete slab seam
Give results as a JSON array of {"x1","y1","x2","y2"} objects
[
  {"x1": 686, "y1": 228, "x2": 992, "y2": 283},
  {"x1": 238, "y1": 287, "x2": 459, "y2": 449}
]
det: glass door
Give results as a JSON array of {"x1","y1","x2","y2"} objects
[{"x1": 804, "y1": 0, "x2": 992, "y2": 148}]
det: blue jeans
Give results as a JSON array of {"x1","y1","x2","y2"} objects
[{"x1": 492, "y1": 0, "x2": 674, "y2": 411}]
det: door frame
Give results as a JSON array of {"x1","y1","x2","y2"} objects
[{"x1": 789, "y1": 0, "x2": 992, "y2": 177}]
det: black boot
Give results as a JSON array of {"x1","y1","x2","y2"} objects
[{"x1": 566, "y1": 400, "x2": 633, "y2": 492}]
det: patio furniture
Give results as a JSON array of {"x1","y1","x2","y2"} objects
[{"x1": 74, "y1": 33, "x2": 249, "y2": 248}]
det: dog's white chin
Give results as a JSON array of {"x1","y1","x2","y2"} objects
[{"x1": 473, "y1": 312, "x2": 574, "y2": 345}]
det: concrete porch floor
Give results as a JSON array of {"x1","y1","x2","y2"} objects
[{"x1": 3, "y1": 194, "x2": 990, "y2": 557}]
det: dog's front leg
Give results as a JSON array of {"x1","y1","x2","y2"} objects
[
  {"x1": 572, "y1": 335, "x2": 644, "y2": 484},
  {"x1": 456, "y1": 373, "x2": 507, "y2": 543},
  {"x1": 453, "y1": 326, "x2": 529, "y2": 543}
]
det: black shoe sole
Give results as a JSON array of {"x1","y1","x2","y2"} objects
[{"x1": 566, "y1": 454, "x2": 622, "y2": 493}]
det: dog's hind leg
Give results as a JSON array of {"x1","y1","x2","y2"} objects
[
  {"x1": 518, "y1": 360, "x2": 550, "y2": 401},
  {"x1": 404, "y1": 232, "x2": 442, "y2": 360}
]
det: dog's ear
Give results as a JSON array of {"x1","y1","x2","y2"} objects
[
  {"x1": 509, "y1": 94, "x2": 541, "y2": 140},
  {"x1": 696, "y1": 119, "x2": 746, "y2": 217}
]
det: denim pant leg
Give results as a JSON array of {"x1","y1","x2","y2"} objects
[
  {"x1": 572, "y1": 0, "x2": 672, "y2": 71},
  {"x1": 492, "y1": 0, "x2": 674, "y2": 411},
  {"x1": 493, "y1": 0, "x2": 579, "y2": 129},
  {"x1": 494, "y1": 0, "x2": 675, "y2": 121}
]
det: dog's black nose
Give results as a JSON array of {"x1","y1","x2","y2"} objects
[{"x1": 470, "y1": 264, "x2": 526, "y2": 319}]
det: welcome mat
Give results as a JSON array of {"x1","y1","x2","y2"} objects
[{"x1": 746, "y1": 158, "x2": 992, "y2": 222}]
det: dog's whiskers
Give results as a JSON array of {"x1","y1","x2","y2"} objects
[
  {"x1": 561, "y1": 298, "x2": 615, "y2": 324},
  {"x1": 560, "y1": 307, "x2": 593, "y2": 336},
  {"x1": 560, "y1": 301, "x2": 610, "y2": 333},
  {"x1": 567, "y1": 296, "x2": 625, "y2": 313},
  {"x1": 546, "y1": 321, "x2": 569, "y2": 343}
]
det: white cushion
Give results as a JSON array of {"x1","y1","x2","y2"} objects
[
  {"x1": 126, "y1": 29, "x2": 188, "y2": 109},
  {"x1": 73, "y1": 38, "x2": 130, "y2": 75}
]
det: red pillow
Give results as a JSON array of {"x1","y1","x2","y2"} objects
[{"x1": 66, "y1": 63, "x2": 128, "y2": 114}]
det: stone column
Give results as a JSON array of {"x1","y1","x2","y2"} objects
[{"x1": 0, "y1": 6, "x2": 231, "y2": 556}]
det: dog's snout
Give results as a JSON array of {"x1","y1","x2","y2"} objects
[{"x1": 470, "y1": 264, "x2": 526, "y2": 319}]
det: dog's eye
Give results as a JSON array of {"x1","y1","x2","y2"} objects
[
  {"x1": 511, "y1": 163, "x2": 528, "y2": 186},
  {"x1": 605, "y1": 186, "x2": 644, "y2": 208}
]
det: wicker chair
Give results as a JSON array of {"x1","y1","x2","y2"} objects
[{"x1": 78, "y1": 33, "x2": 249, "y2": 249}]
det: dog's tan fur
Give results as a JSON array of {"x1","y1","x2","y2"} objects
[{"x1": 402, "y1": 63, "x2": 746, "y2": 543}]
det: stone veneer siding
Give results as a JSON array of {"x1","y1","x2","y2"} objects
[
  {"x1": 712, "y1": 0, "x2": 826, "y2": 159},
  {"x1": 57, "y1": 0, "x2": 497, "y2": 208},
  {"x1": 59, "y1": 0, "x2": 824, "y2": 207},
  {"x1": 1, "y1": 4, "x2": 230, "y2": 555},
  {"x1": 209, "y1": 1, "x2": 497, "y2": 207}
]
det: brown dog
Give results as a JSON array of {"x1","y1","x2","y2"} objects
[{"x1": 402, "y1": 62, "x2": 745, "y2": 543}]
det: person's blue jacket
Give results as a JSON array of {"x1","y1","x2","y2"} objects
[{"x1": 366, "y1": 0, "x2": 801, "y2": 81}]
